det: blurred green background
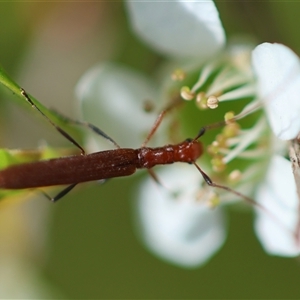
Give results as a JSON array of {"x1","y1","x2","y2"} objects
[{"x1": 1, "y1": 1, "x2": 300, "y2": 298}]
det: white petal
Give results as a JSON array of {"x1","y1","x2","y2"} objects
[
  {"x1": 126, "y1": 0, "x2": 225, "y2": 59},
  {"x1": 252, "y1": 43, "x2": 300, "y2": 140},
  {"x1": 255, "y1": 155, "x2": 300, "y2": 256},
  {"x1": 76, "y1": 62, "x2": 159, "y2": 148},
  {"x1": 135, "y1": 164, "x2": 226, "y2": 268}
]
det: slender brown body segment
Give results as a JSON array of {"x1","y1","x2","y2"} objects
[
  {"x1": 0, "y1": 149, "x2": 138, "y2": 189},
  {"x1": 0, "y1": 140, "x2": 203, "y2": 189},
  {"x1": 1, "y1": 88, "x2": 262, "y2": 208}
]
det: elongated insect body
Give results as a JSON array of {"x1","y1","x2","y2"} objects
[
  {"x1": 0, "y1": 88, "x2": 263, "y2": 206},
  {"x1": 0, "y1": 139, "x2": 203, "y2": 189},
  {"x1": 0, "y1": 149, "x2": 137, "y2": 189}
]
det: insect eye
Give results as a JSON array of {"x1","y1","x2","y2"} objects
[{"x1": 185, "y1": 138, "x2": 192, "y2": 142}]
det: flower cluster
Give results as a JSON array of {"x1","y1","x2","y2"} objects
[{"x1": 76, "y1": 0, "x2": 300, "y2": 267}]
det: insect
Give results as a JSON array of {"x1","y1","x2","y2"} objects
[{"x1": 0, "y1": 88, "x2": 259, "y2": 207}]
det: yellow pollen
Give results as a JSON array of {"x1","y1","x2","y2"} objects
[
  {"x1": 228, "y1": 169, "x2": 242, "y2": 183},
  {"x1": 211, "y1": 156, "x2": 226, "y2": 172},
  {"x1": 180, "y1": 86, "x2": 195, "y2": 101},
  {"x1": 216, "y1": 134, "x2": 227, "y2": 148},
  {"x1": 206, "y1": 95, "x2": 219, "y2": 109},
  {"x1": 222, "y1": 123, "x2": 240, "y2": 138},
  {"x1": 224, "y1": 111, "x2": 235, "y2": 124},
  {"x1": 207, "y1": 142, "x2": 220, "y2": 155},
  {"x1": 207, "y1": 192, "x2": 220, "y2": 208},
  {"x1": 171, "y1": 69, "x2": 186, "y2": 81},
  {"x1": 196, "y1": 92, "x2": 208, "y2": 109}
]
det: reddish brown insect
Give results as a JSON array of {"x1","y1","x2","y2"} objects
[{"x1": 0, "y1": 88, "x2": 257, "y2": 205}]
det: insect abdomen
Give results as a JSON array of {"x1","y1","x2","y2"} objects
[{"x1": 0, "y1": 149, "x2": 138, "y2": 189}]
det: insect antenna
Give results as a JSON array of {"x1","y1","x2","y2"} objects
[
  {"x1": 186, "y1": 105, "x2": 295, "y2": 238},
  {"x1": 193, "y1": 100, "x2": 261, "y2": 142},
  {"x1": 192, "y1": 159, "x2": 292, "y2": 237},
  {"x1": 192, "y1": 161, "x2": 255, "y2": 206}
]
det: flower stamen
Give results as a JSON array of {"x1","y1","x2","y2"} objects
[
  {"x1": 196, "y1": 92, "x2": 208, "y2": 109},
  {"x1": 211, "y1": 155, "x2": 226, "y2": 172},
  {"x1": 180, "y1": 86, "x2": 195, "y2": 100},
  {"x1": 171, "y1": 69, "x2": 186, "y2": 81},
  {"x1": 207, "y1": 95, "x2": 219, "y2": 109},
  {"x1": 228, "y1": 169, "x2": 242, "y2": 183}
]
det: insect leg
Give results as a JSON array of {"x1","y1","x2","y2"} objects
[
  {"x1": 48, "y1": 109, "x2": 120, "y2": 149},
  {"x1": 40, "y1": 183, "x2": 78, "y2": 202},
  {"x1": 147, "y1": 169, "x2": 163, "y2": 186},
  {"x1": 20, "y1": 88, "x2": 86, "y2": 155},
  {"x1": 147, "y1": 169, "x2": 179, "y2": 195},
  {"x1": 141, "y1": 95, "x2": 183, "y2": 147}
]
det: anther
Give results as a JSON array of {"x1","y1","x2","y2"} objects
[
  {"x1": 171, "y1": 69, "x2": 186, "y2": 81},
  {"x1": 207, "y1": 95, "x2": 219, "y2": 109},
  {"x1": 180, "y1": 86, "x2": 195, "y2": 101},
  {"x1": 207, "y1": 192, "x2": 220, "y2": 208},
  {"x1": 224, "y1": 111, "x2": 235, "y2": 124},
  {"x1": 207, "y1": 142, "x2": 220, "y2": 155},
  {"x1": 196, "y1": 92, "x2": 208, "y2": 109},
  {"x1": 222, "y1": 123, "x2": 240, "y2": 138},
  {"x1": 228, "y1": 169, "x2": 242, "y2": 183},
  {"x1": 211, "y1": 156, "x2": 226, "y2": 172}
]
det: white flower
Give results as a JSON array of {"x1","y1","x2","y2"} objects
[
  {"x1": 76, "y1": 62, "x2": 160, "y2": 149},
  {"x1": 122, "y1": 0, "x2": 233, "y2": 268},
  {"x1": 255, "y1": 155, "x2": 299, "y2": 256},
  {"x1": 136, "y1": 164, "x2": 226, "y2": 268},
  {"x1": 76, "y1": 1, "x2": 300, "y2": 267},
  {"x1": 126, "y1": 0, "x2": 225, "y2": 59},
  {"x1": 251, "y1": 43, "x2": 300, "y2": 256},
  {"x1": 75, "y1": 0, "x2": 230, "y2": 268},
  {"x1": 252, "y1": 43, "x2": 300, "y2": 140}
]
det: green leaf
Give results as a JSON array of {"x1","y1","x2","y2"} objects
[
  {"x1": 0, "y1": 64, "x2": 84, "y2": 144},
  {"x1": 0, "y1": 147, "x2": 76, "y2": 201}
]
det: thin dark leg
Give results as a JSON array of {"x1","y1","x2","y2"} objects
[
  {"x1": 194, "y1": 120, "x2": 233, "y2": 141},
  {"x1": 141, "y1": 95, "x2": 183, "y2": 147},
  {"x1": 49, "y1": 109, "x2": 120, "y2": 149},
  {"x1": 20, "y1": 88, "x2": 86, "y2": 155},
  {"x1": 147, "y1": 169, "x2": 178, "y2": 196},
  {"x1": 193, "y1": 108, "x2": 254, "y2": 141},
  {"x1": 41, "y1": 183, "x2": 78, "y2": 202},
  {"x1": 147, "y1": 169, "x2": 163, "y2": 186}
]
